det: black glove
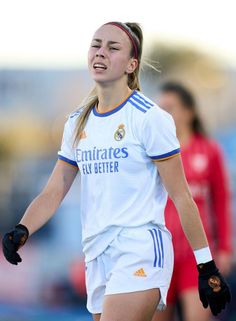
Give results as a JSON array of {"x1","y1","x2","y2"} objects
[
  {"x1": 2, "y1": 224, "x2": 29, "y2": 265},
  {"x1": 198, "y1": 260, "x2": 231, "y2": 316}
]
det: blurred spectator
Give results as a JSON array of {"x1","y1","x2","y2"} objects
[{"x1": 152, "y1": 82, "x2": 233, "y2": 321}]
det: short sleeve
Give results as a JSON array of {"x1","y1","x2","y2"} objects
[
  {"x1": 58, "y1": 117, "x2": 78, "y2": 168},
  {"x1": 142, "y1": 107, "x2": 180, "y2": 161}
]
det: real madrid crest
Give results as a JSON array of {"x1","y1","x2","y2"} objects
[{"x1": 114, "y1": 124, "x2": 125, "y2": 141}]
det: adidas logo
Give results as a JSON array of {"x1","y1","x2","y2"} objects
[{"x1": 133, "y1": 268, "x2": 147, "y2": 277}]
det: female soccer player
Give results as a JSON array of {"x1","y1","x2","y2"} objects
[
  {"x1": 152, "y1": 82, "x2": 232, "y2": 321},
  {"x1": 2, "y1": 22, "x2": 231, "y2": 321}
]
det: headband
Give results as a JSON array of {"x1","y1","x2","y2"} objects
[{"x1": 105, "y1": 22, "x2": 139, "y2": 60}]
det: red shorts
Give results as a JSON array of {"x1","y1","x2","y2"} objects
[{"x1": 167, "y1": 252, "x2": 198, "y2": 304}]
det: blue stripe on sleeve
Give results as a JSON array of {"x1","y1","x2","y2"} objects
[
  {"x1": 130, "y1": 100, "x2": 147, "y2": 113},
  {"x1": 148, "y1": 229, "x2": 157, "y2": 267},
  {"x1": 70, "y1": 111, "x2": 81, "y2": 118},
  {"x1": 130, "y1": 96, "x2": 151, "y2": 109},
  {"x1": 133, "y1": 92, "x2": 154, "y2": 106},
  {"x1": 58, "y1": 155, "x2": 78, "y2": 167},
  {"x1": 150, "y1": 148, "x2": 180, "y2": 160}
]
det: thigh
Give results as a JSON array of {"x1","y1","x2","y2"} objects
[
  {"x1": 101, "y1": 288, "x2": 160, "y2": 321},
  {"x1": 180, "y1": 289, "x2": 211, "y2": 321},
  {"x1": 93, "y1": 314, "x2": 101, "y2": 321},
  {"x1": 151, "y1": 304, "x2": 175, "y2": 321}
]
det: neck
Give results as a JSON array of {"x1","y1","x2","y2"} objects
[
  {"x1": 177, "y1": 126, "x2": 193, "y2": 146},
  {"x1": 96, "y1": 81, "x2": 132, "y2": 113}
]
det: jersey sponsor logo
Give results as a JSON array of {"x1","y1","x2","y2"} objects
[
  {"x1": 114, "y1": 124, "x2": 125, "y2": 141},
  {"x1": 133, "y1": 268, "x2": 147, "y2": 277},
  {"x1": 76, "y1": 147, "x2": 128, "y2": 162},
  {"x1": 75, "y1": 146, "x2": 129, "y2": 175}
]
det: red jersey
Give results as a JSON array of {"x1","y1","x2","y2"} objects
[{"x1": 165, "y1": 134, "x2": 232, "y2": 259}]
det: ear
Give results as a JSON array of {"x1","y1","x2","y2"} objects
[{"x1": 126, "y1": 58, "x2": 138, "y2": 74}]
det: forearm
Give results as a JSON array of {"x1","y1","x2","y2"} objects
[
  {"x1": 18, "y1": 161, "x2": 78, "y2": 236},
  {"x1": 19, "y1": 191, "x2": 62, "y2": 236},
  {"x1": 173, "y1": 191, "x2": 209, "y2": 251}
]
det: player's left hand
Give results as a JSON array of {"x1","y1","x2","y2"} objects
[{"x1": 197, "y1": 260, "x2": 231, "y2": 316}]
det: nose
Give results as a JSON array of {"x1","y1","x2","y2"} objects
[
  {"x1": 96, "y1": 53, "x2": 105, "y2": 58},
  {"x1": 96, "y1": 46, "x2": 106, "y2": 58}
]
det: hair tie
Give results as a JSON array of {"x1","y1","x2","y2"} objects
[{"x1": 105, "y1": 22, "x2": 139, "y2": 60}]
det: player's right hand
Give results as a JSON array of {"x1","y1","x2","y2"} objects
[{"x1": 2, "y1": 224, "x2": 29, "y2": 265}]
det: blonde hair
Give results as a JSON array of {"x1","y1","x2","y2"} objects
[{"x1": 73, "y1": 22, "x2": 143, "y2": 146}]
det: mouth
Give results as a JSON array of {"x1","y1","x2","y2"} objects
[{"x1": 93, "y1": 63, "x2": 107, "y2": 70}]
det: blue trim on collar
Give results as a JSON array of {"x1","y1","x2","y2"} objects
[{"x1": 92, "y1": 90, "x2": 136, "y2": 117}]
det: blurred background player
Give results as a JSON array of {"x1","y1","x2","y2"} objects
[{"x1": 152, "y1": 82, "x2": 233, "y2": 321}]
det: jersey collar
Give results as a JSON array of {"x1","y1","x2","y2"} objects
[{"x1": 93, "y1": 90, "x2": 136, "y2": 117}]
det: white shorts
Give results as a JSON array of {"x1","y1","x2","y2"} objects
[{"x1": 85, "y1": 224, "x2": 174, "y2": 314}]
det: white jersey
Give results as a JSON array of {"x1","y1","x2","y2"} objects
[{"x1": 58, "y1": 90, "x2": 180, "y2": 262}]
